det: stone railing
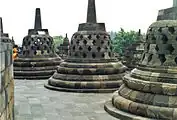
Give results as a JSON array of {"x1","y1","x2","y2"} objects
[{"x1": 0, "y1": 40, "x2": 14, "y2": 120}]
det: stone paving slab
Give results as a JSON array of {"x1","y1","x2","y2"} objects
[{"x1": 14, "y1": 80, "x2": 119, "y2": 120}]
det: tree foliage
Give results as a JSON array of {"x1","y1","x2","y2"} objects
[
  {"x1": 111, "y1": 28, "x2": 140, "y2": 56},
  {"x1": 53, "y1": 35, "x2": 64, "y2": 52}
]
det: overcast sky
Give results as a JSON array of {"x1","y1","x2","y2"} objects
[{"x1": 0, "y1": 0, "x2": 172, "y2": 45}]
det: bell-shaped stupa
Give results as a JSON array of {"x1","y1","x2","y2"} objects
[
  {"x1": 45, "y1": 0, "x2": 127, "y2": 93},
  {"x1": 57, "y1": 33, "x2": 69, "y2": 59},
  {"x1": 122, "y1": 29, "x2": 145, "y2": 70},
  {"x1": 105, "y1": 8, "x2": 177, "y2": 120},
  {"x1": 14, "y1": 8, "x2": 62, "y2": 80}
]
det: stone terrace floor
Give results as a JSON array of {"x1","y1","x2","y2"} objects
[{"x1": 14, "y1": 80, "x2": 118, "y2": 120}]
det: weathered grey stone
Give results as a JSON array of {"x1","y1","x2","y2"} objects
[
  {"x1": 45, "y1": 0, "x2": 127, "y2": 93},
  {"x1": 105, "y1": 5, "x2": 177, "y2": 119},
  {"x1": 0, "y1": 17, "x2": 14, "y2": 120},
  {"x1": 57, "y1": 33, "x2": 69, "y2": 59},
  {"x1": 122, "y1": 29, "x2": 145, "y2": 70},
  {"x1": 13, "y1": 8, "x2": 61, "y2": 80}
]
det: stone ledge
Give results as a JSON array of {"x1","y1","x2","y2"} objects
[
  {"x1": 104, "y1": 101, "x2": 154, "y2": 120},
  {"x1": 44, "y1": 83, "x2": 118, "y2": 93}
]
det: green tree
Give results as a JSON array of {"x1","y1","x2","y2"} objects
[
  {"x1": 111, "y1": 28, "x2": 140, "y2": 56},
  {"x1": 53, "y1": 35, "x2": 64, "y2": 52}
]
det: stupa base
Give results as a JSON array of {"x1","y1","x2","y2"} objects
[
  {"x1": 44, "y1": 82, "x2": 119, "y2": 93},
  {"x1": 14, "y1": 74, "x2": 54, "y2": 80},
  {"x1": 104, "y1": 101, "x2": 154, "y2": 120},
  {"x1": 14, "y1": 56, "x2": 61, "y2": 80}
]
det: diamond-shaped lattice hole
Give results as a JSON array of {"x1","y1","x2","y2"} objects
[
  {"x1": 167, "y1": 44, "x2": 174, "y2": 54},
  {"x1": 155, "y1": 45, "x2": 159, "y2": 51},
  {"x1": 152, "y1": 35, "x2": 156, "y2": 41},
  {"x1": 101, "y1": 40, "x2": 104, "y2": 44},
  {"x1": 34, "y1": 51, "x2": 37, "y2": 55},
  {"x1": 80, "y1": 35, "x2": 83, "y2": 39},
  {"x1": 148, "y1": 54, "x2": 153, "y2": 62},
  {"x1": 146, "y1": 35, "x2": 149, "y2": 40},
  {"x1": 108, "y1": 52, "x2": 111, "y2": 57},
  {"x1": 96, "y1": 35, "x2": 100, "y2": 39},
  {"x1": 75, "y1": 53, "x2": 78, "y2": 57},
  {"x1": 142, "y1": 53, "x2": 145, "y2": 61},
  {"x1": 83, "y1": 40, "x2": 87, "y2": 45},
  {"x1": 88, "y1": 46, "x2": 92, "y2": 51},
  {"x1": 104, "y1": 36, "x2": 107, "y2": 39},
  {"x1": 105, "y1": 46, "x2": 108, "y2": 50},
  {"x1": 92, "y1": 40, "x2": 96, "y2": 45},
  {"x1": 47, "y1": 50, "x2": 50, "y2": 53},
  {"x1": 158, "y1": 54, "x2": 166, "y2": 64},
  {"x1": 76, "y1": 40, "x2": 80, "y2": 45},
  {"x1": 37, "y1": 39, "x2": 41, "y2": 42},
  {"x1": 97, "y1": 47, "x2": 101, "y2": 52},
  {"x1": 92, "y1": 53, "x2": 96, "y2": 58},
  {"x1": 88, "y1": 35, "x2": 92, "y2": 39},
  {"x1": 149, "y1": 28, "x2": 153, "y2": 32},
  {"x1": 102, "y1": 53, "x2": 105, "y2": 58},
  {"x1": 44, "y1": 46, "x2": 47, "y2": 49},
  {"x1": 108, "y1": 41, "x2": 110, "y2": 45},
  {"x1": 74, "y1": 35, "x2": 77, "y2": 39},
  {"x1": 41, "y1": 51, "x2": 44, "y2": 54},
  {"x1": 73, "y1": 46, "x2": 76, "y2": 51},
  {"x1": 158, "y1": 27, "x2": 162, "y2": 33},
  {"x1": 79, "y1": 46, "x2": 83, "y2": 51},
  {"x1": 71, "y1": 40, "x2": 73, "y2": 45},
  {"x1": 110, "y1": 46, "x2": 113, "y2": 51},
  {"x1": 37, "y1": 46, "x2": 40, "y2": 50},
  {"x1": 31, "y1": 46, "x2": 34, "y2": 50},
  {"x1": 83, "y1": 53, "x2": 87, "y2": 58},
  {"x1": 47, "y1": 41, "x2": 50, "y2": 45},
  {"x1": 168, "y1": 27, "x2": 175, "y2": 34},
  {"x1": 175, "y1": 57, "x2": 177, "y2": 64},
  {"x1": 161, "y1": 34, "x2": 168, "y2": 44},
  {"x1": 147, "y1": 44, "x2": 150, "y2": 51}
]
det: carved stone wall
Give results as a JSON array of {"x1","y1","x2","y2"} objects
[{"x1": 0, "y1": 37, "x2": 14, "y2": 120}]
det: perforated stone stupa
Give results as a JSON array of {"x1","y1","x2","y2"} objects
[
  {"x1": 0, "y1": 17, "x2": 12, "y2": 43},
  {"x1": 44, "y1": 0, "x2": 127, "y2": 93},
  {"x1": 157, "y1": 0, "x2": 177, "y2": 20},
  {"x1": 14, "y1": 8, "x2": 61, "y2": 80},
  {"x1": 122, "y1": 29, "x2": 145, "y2": 70},
  {"x1": 105, "y1": 19, "x2": 177, "y2": 120},
  {"x1": 57, "y1": 33, "x2": 69, "y2": 59}
]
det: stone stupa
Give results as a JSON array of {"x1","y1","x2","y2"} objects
[
  {"x1": 0, "y1": 17, "x2": 12, "y2": 43},
  {"x1": 122, "y1": 29, "x2": 145, "y2": 70},
  {"x1": 14, "y1": 8, "x2": 62, "y2": 80},
  {"x1": 57, "y1": 33, "x2": 69, "y2": 59},
  {"x1": 105, "y1": 1, "x2": 177, "y2": 119},
  {"x1": 44, "y1": 0, "x2": 127, "y2": 93}
]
